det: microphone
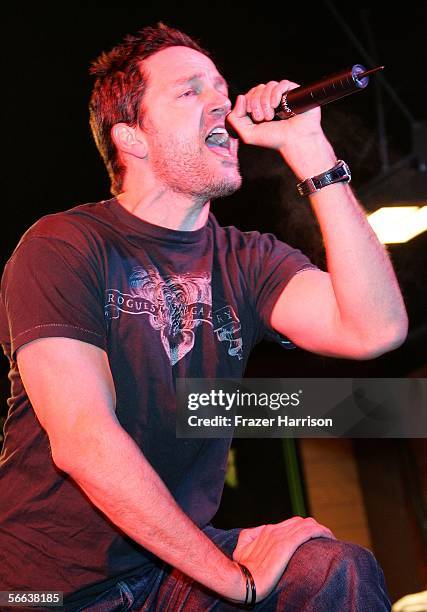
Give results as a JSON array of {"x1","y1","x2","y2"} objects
[{"x1": 226, "y1": 64, "x2": 384, "y2": 136}]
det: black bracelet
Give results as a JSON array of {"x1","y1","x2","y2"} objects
[{"x1": 237, "y1": 562, "x2": 256, "y2": 609}]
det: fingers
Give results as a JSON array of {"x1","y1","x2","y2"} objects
[
  {"x1": 233, "y1": 516, "x2": 335, "y2": 565},
  {"x1": 248, "y1": 82, "x2": 276, "y2": 122},
  {"x1": 277, "y1": 516, "x2": 335, "y2": 539},
  {"x1": 255, "y1": 517, "x2": 336, "y2": 549},
  {"x1": 246, "y1": 79, "x2": 300, "y2": 122},
  {"x1": 300, "y1": 517, "x2": 336, "y2": 540}
]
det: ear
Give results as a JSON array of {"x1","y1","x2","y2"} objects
[{"x1": 111, "y1": 123, "x2": 147, "y2": 159}]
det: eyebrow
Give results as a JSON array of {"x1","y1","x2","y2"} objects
[{"x1": 172, "y1": 73, "x2": 228, "y2": 89}]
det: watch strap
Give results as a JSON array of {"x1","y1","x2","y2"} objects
[{"x1": 297, "y1": 160, "x2": 351, "y2": 197}]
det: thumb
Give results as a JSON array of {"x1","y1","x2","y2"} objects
[
  {"x1": 233, "y1": 525, "x2": 266, "y2": 559},
  {"x1": 232, "y1": 94, "x2": 247, "y2": 119},
  {"x1": 226, "y1": 95, "x2": 254, "y2": 141}
]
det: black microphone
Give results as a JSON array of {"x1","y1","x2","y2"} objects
[{"x1": 226, "y1": 64, "x2": 384, "y2": 136}]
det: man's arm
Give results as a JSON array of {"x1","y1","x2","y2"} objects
[
  {"x1": 16, "y1": 336, "x2": 244, "y2": 603},
  {"x1": 227, "y1": 86, "x2": 408, "y2": 359},
  {"x1": 17, "y1": 336, "x2": 332, "y2": 603},
  {"x1": 272, "y1": 138, "x2": 408, "y2": 359}
]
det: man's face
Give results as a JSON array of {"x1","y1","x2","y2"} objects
[{"x1": 138, "y1": 46, "x2": 241, "y2": 201}]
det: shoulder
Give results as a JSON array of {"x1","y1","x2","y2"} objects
[
  {"x1": 23, "y1": 200, "x2": 111, "y2": 240},
  {"x1": 14, "y1": 200, "x2": 115, "y2": 256},
  {"x1": 208, "y1": 212, "x2": 294, "y2": 257}
]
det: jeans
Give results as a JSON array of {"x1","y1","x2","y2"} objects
[{"x1": 73, "y1": 525, "x2": 391, "y2": 611}]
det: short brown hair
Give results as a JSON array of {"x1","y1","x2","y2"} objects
[{"x1": 89, "y1": 23, "x2": 208, "y2": 195}]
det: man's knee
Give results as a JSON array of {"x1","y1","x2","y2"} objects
[
  {"x1": 261, "y1": 537, "x2": 391, "y2": 611},
  {"x1": 286, "y1": 537, "x2": 382, "y2": 585}
]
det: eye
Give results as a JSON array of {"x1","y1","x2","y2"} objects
[{"x1": 180, "y1": 88, "x2": 198, "y2": 98}]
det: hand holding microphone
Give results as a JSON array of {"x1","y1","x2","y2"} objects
[
  {"x1": 225, "y1": 64, "x2": 384, "y2": 141},
  {"x1": 225, "y1": 64, "x2": 383, "y2": 180}
]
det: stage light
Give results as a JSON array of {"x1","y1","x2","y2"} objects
[{"x1": 367, "y1": 206, "x2": 427, "y2": 244}]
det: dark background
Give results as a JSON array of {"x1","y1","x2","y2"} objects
[{"x1": 1, "y1": 1, "x2": 427, "y2": 600}]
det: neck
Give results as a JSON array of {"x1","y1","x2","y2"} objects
[{"x1": 116, "y1": 183, "x2": 210, "y2": 231}]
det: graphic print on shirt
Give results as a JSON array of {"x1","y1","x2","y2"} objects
[{"x1": 105, "y1": 266, "x2": 243, "y2": 364}]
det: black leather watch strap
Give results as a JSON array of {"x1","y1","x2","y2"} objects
[{"x1": 297, "y1": 160, "x2": 351, "y2": 197}]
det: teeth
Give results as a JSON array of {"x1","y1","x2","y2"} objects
[
  {"x1": 206, "y1": 126, "x2": 230, "y2": 147},
  {"x1": 207, "y1": 127, "x2": 228, "y2": 138}
]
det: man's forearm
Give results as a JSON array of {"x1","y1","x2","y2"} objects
[
  {"x1": 54, "y1": 417, "x2": 243, "y2": 602},
  {"x1": 280, "y1": 135, "x2": 408, "y2": 349}
]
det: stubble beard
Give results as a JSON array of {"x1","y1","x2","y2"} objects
[{"x1": 149, "y1": 137, "x2": 242, "y2": 202}]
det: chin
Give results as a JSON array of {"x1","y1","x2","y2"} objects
[{"x1": 209, "y1": 173, "x2": 242, "y2": 200}]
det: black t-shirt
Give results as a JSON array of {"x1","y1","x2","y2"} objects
[{"x1": 0, "y1": 197, "x2": 317, "y2": 605}]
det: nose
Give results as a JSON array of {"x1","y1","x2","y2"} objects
[{"x1": 207, "y1": 91, "x2": 232, "y2": 117}]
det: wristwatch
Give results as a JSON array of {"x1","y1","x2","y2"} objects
[{"x1": 296, "y1": 160, "x2": 351, "y2": 197}]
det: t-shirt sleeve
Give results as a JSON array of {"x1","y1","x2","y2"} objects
[
  {"x1": 244, "y1": 231, "x2": 319, "y2": 344},
  {"x1": 2, "y1": 236, "x2": 108, "y2": 359}
]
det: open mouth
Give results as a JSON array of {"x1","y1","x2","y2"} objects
[{"x1": 205, "y1": 127, "x2": 231, "y2": 153}]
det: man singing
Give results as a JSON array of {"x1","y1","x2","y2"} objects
[{"x1": 0, "y1": 23, "x2": 406, "y2": 610}]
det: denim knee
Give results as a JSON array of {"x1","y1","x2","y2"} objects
[
  {"x1": 288, "y1": 537, "x2": 383, "y2": 584},
  {"x1": 275, "y1": 537, "x2": 390, "y2": 611},
  {"x1": 307, "y1": 538, "x2": 378, "y2": 572}
]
